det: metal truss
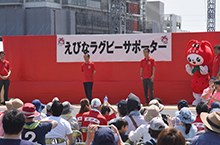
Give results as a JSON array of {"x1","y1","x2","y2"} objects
[
  {"x1": 111, "y1": 0, "x2": 126, "y2": 34},
  {"x1": 207, "y1": 0, "x2": 216, "y2": 32}
]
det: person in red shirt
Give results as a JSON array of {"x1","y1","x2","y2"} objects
[
  {"x1": 212, "y1": 45, "x2": 220, "y2": 79},
  {"x1": 100, "y1": 102, "x2": 118, "y2": 122},
  {"x1": 76, "y1": 98, "x2": 91, "y2": 127},
  {"x1": 81, "y1": 54, "x2": 96, "y2": 103},
  {"x1": 192, "y1": 102, "x2": 209, "y2": 132},
  {"x1": 0, "y1": 51, "x2": 11, "y2": 105},
  {"x1": 140, "y1": 48, "x2": 156, "y2": 106},
  {"x1": 81, "y1": 98, "x2": 107, "y2": 140}
]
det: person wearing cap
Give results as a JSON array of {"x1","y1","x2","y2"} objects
[
  {"x1": 191, "y1": 111, "x2": 220, "y2": 145},
  {"x1": 32, "y1": 99, "x2": 47, "y2": 121},
  {"x1": 76, "y1": 98, "x2": 91, "y2": 127},
  {"x1": 128, "y1": 105, "x2": 160, "y2": 142},
  {"x1": 43, "y1": 100, "x2": 74, "y2": 145},
  {"x1": 0, "y1": 109, "x2": 35, "y2": 145},
  {"x1": 81, "y1": 98, "x2": 107, "y2": 141},
  {"x1": 140, "y1": 48, "x2": 156, "y2": 106},
  {"x1": 0, "y1": 98, "x2": 24, "y2": 137},
  {"x1": 145, "y1": 117, "x2": 168, "y2": 145},
  {"x1": 108, "y1": 99, "x2": 127, "y2": 125},
  {"x1": 0, "y1": 51, "x2": 11, "y2": 105},
  {"x1": 82, "y1": 54, "x2": 96, "y2": 103},
  {"x1": 210, "y1": 101, "x2": 220, "y2": 109},
  {"x1": 192, "y1": 102, "x2": 209, "y2": 132},
  {"x1": 171, "y1": 99, "x2": 189, "y2": 127},
  {"x1": 85, "y1": 124, "x2": 125, "y2": 145},
  {"x1": 124, "y1": 93, "x2": 147, "y2": 135},
  {"x1": 21, "y1": 103, "x2": 58, "y2": 145},
  {"x1": 61, "y1": 101, "x2": 79, "y2": 130},
  {"x1": 174, "y1": 107, "x2": 197, "y2": 140}
]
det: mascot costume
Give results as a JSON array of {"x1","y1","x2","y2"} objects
[{"x1": 185, "y1": 40, "x2": 214, "y2": 106}]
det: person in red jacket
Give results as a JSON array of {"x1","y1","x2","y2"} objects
[
  {"x1": 81, "y1": 98, "x2": 107, "y2": 141},
  {"x1": 192, "y1": 102, "x2": 209, "y2": 132},
  {"x1": 76, "y1": 98, "x2": 91, "y2": 127}
]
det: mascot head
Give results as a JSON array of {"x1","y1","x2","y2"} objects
[{"x1": 185, "y1": 40, "x2": 214, "y2": 66}]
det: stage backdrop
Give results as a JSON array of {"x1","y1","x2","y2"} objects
[{"x1": 2, "y1": 32, "x2": 220, "y2": 104}]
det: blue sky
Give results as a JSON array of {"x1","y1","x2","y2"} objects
[{"x1": 148, "y1": 0, "x2": 220, "y2": 32}]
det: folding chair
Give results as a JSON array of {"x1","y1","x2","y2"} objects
[{"x1": 73, "y1": 130, "x2": 84, "y2": 143}]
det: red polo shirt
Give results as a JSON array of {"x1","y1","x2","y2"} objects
[
  {"x1": 81, "y1": 61, "x2": 95, "y2": 82},
  {"x1": 212, "y1": 55, "x2": 220, "y2": 77},
  {"x1": 0, "y1": 60, "x2": 11, "y2": 80},
  {"x1": 140, "y1": 57, "x2": 156, "y2": 79}
]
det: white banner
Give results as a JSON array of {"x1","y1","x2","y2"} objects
[
  {"x1": 0, "y1": 38, "x2": 3, "y2": 51},
  {"x1": 57, "y1": 33, "x2": 172, "y2": 62}
]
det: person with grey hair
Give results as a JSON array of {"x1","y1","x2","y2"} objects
[{"x1": 46, "y1": 102, "x2": 52, "y2": 116}]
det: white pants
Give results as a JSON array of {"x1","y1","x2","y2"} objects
[{"x1": 192, "y1": 92, "x2": 206, "y2": 106}]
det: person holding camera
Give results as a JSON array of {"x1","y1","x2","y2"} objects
[
  {"x1": 201, "y1": 77, "x2": 216, "y2": 102},
  {"x1": 85, "y1": 124, "x2": 125, "y2": 145},
  {"x1": 203, "y1": 79, "x2": 220, "y2": 106}
]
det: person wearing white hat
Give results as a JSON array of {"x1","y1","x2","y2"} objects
[
  {"x1": 191, "y1": 111, "x2": 220, "y2": 145},
  {"x1": 145, "y1": 117, "x2": 168, "y2": 145}
]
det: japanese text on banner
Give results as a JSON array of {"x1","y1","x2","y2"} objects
[{"x1": 57, "y1": 33, "x2": 172, "y2": 62}]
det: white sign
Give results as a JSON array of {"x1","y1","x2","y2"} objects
[
  {"x1": 0, "y1": 41, "x2": 3, "y2": 51},
  {"x1": 57, "y1": 33, "x2": 172, "y2": 62}
]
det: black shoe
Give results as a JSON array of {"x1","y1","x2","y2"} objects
[{"x1": 1, "y1": 102, "x2": 5, "y2": 105}]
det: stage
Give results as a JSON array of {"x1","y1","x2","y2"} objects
[{"x1": 2, "y1": 32, "x2": 220, "y2": 104}]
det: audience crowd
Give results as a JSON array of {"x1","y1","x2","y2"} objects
[{"x1": 0, "y1": 93, "x2": 220, "y2": 145}]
